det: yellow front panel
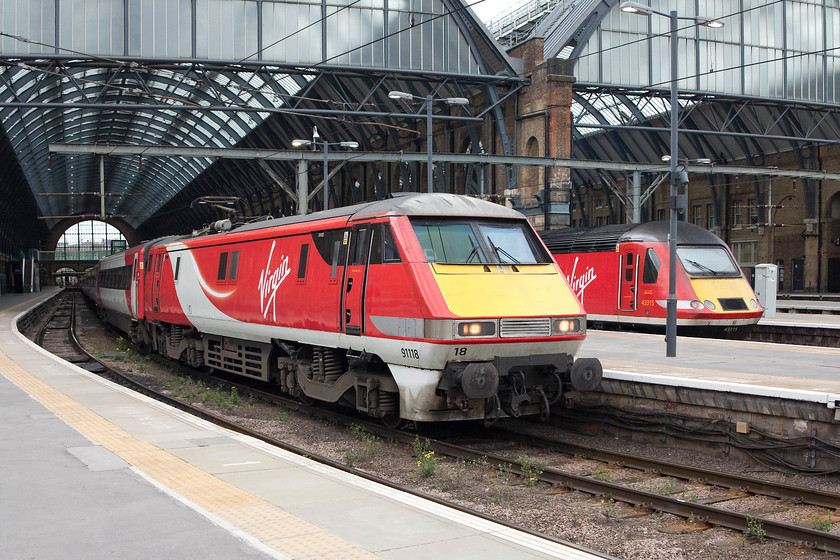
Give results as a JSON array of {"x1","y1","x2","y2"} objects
[
  {"x1": 690, "y1": 277, "x2": 758, "y2": 311},
  {"x1": 431, "y1": 263, "x2": 582, "y2": 318}
]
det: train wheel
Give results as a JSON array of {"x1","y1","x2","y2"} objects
[{"x1": 381, "y1": 413, "x2": 403, "y2": 430}]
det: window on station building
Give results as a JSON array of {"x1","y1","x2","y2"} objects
[
  {"x1": 706, "y1": 204, "x2": 716, "y2": 229},
  {"x1": 693, "y1": 205, "x2": 702, "y2": 226},
  {"x1": 732, "y1": 201, "x2": 743, "y2": 226},
  {"x1": 55, "y1": 221, "x2": 128, "y2": 261},
  {"x1": 731, "y1": 240, "x2": 757, "y2": 266},
  {"x1": 748, "y1": 198, "x2": 758, "y2": 224}
]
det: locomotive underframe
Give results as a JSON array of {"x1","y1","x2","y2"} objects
[
  {"x1": 439, "y1": 353, "x2": 572, "y2": 420},
  {"x1": 117, "y1": 315, "x2": 601, "y2": 424}
]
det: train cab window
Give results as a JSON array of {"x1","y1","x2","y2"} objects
[
  {"x1": 643, "y1": 249, "x2": 660, "y2": 283},
  {"x1": 369, "y1": 223, "x2": 402, "y2": 264},
  {"x1": 217, "y1": 252, "x2": 228, "y2": 280},
  {"x1": 478, "y1": 223, "x2": 543, "y2": 264},
  {"x1": 411, "y1": 218, "x2": 549, "y2": 264},
  {"x1": 297, "y1": 244, "x2": 309, "y2": 279},
  {"x1": 413, "y1": 222, "x2": 478, "y2": 263},
  {"x1": 677, "y1": 246, "x2": 741, "y2": 277}
]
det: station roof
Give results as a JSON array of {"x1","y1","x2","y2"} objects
[
  {"x1": 0, "y1": 0, "x2": 523, "y2": 255},
  {"x1": 488, "y1": 0, "x2": 840, "y2": 216}
]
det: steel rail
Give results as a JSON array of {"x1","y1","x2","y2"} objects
[
  {"x1": 54, "y1": 299, "x2": 616, "y2": 560},
  {"x1": 50, "y1": 294, "x2": 840, "y2": 554},
  {"x1": 495, "y1": 425, "x2": 840, "y2": 509},
  {"x1": 423, "y1": 434, "x2": 840, "y2": 553}
]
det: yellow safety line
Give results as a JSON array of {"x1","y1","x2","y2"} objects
[{"x1": 0, "y1": 351, "x2": 377, "y2": 560}]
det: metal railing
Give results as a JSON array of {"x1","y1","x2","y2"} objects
[
  {"x1": 486, "y1": 0, "x2": 561, "y2": 39},
  {"x1": 38, "y1": 250, "x2": 112, "y2": 262}
]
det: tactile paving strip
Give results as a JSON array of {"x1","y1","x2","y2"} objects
[{"x1": 0, "y1": 351, "x2": 379, "y2": 560}]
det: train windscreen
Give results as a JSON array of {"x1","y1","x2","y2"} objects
[
  {"x1": 410, "y1": 219, "x2": 551, "y2": 265},
  {"x1": 677, "y1": 246, "x2": 742, "y2": 277}
]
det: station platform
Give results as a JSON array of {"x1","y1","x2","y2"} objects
[
  {"x1": 577, "y1": 326, "x2": 840, "y2": 411},
  {"x1": 775, "y1": 298, "x2": 840, "y2": 315},
  {"x1": 0, "y1": 289, "x2": 606, "y2": 560}
]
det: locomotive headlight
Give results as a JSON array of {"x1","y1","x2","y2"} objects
[
  {"x1": 750, "y1": 298, "x2": 758, "y2": 308},
  {"x1": 690, "y1": 300, "x2": 704, "y2": 310},
  {"x1": 704, "y1": 300, "x2": 717, "y2": 310},
  {"x1": 457, "y1": 321, "x2": 496, "y2": 337},
  {"x1": 552, "y1": 316, "x2": 585, "y2": 335}
]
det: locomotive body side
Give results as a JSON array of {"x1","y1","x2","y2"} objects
[
  {"x1": 541, "y1": 221, "x2": 763, "y2": 338},
  {"x1": 88, "y1": 194, "x2": 602, "y2": 423}
]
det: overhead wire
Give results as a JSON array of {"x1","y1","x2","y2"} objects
[{"x1": 3, "y1": 0, "x2": 835, "y2": 220}]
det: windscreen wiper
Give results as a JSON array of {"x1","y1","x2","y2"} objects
[
  {"x1": 489, "y1": 237, "x2": 520, "y2": 264},
  {"x1": 685, "y1": 258, "x2": 717, "y2": 275}
]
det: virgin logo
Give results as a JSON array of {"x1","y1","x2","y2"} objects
[
  {"x1": 569, "y1": 257, "x2": 597, "y2": 303},
  {"x1": 259, "y1": 240, "x2": 291, "y2": 322}
]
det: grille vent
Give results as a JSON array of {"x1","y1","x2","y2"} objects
[
  {"x1": 205, "y1": 337, "x2": 270, "y2": 380},
  {"x1": 500, "y1": 317, "x2": 551, "y2": 338}
]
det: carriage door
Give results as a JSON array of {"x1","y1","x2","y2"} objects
[
  {"x1": 342, "y1": 224, "x2": 372, "y2": 336},
  {"x1": 619, "y1": 249, "x2": 638, "y2": 311}
]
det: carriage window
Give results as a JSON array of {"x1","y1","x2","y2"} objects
[
  {"x1": 174, "y1": 256, "x2": 181, "y2": 281},
  {"x1": 228, "y1": 252, "x2": 239, "y2": 280},
  {"x1": 217, "y1": 252, "x2": 228, "y2": 280},
  {"x1": 643, "y1": 249, "x2": 660, "y2": 283},
  {"x1": 297, "y1": 244, "x2": 309, "y2": 279}
]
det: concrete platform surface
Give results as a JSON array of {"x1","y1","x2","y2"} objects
[
  {"x1": 0, "y1": 288, "x2": 607, "y2": 560},
  {"x1": 578, "y1": 329, "x2": 840, "y2": 408}
]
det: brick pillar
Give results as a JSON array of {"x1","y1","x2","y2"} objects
[
  {"x1": 803, "y1": 218, "x2": 820, "y2": 291},
  {"x1": 508, "y1": 39, "x2": 575, "y2": 229}
]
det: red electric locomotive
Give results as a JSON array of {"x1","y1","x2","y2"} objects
[
  {"x1": 82, "y1": 193, "x2": 602, "y2": 425},
  {"x1": 539, "y1": 221, "x2": 763, "y2": 338}
]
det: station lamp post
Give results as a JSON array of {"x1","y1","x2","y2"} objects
[
  {"x1": 292, "y1": 126, "x2": 358, "y2": 213},
  {"x1": 619, "y1": 1, "x2": 723, "y2": 357},
  {"x1": 388, "y1": 91, "x2": 469, "y2": 193}
]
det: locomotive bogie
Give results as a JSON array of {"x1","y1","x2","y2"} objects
[{"x1": 82, "y1": 193, "x2": 601, "y2": 423}]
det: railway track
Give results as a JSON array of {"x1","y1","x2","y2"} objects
[{"x1": 33, "y1": 292, "x2": 840, "y2": 555}]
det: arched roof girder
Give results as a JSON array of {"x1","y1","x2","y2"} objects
[{"x1": 0, "y1": 0, "x2": 529, "y2": 254}]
